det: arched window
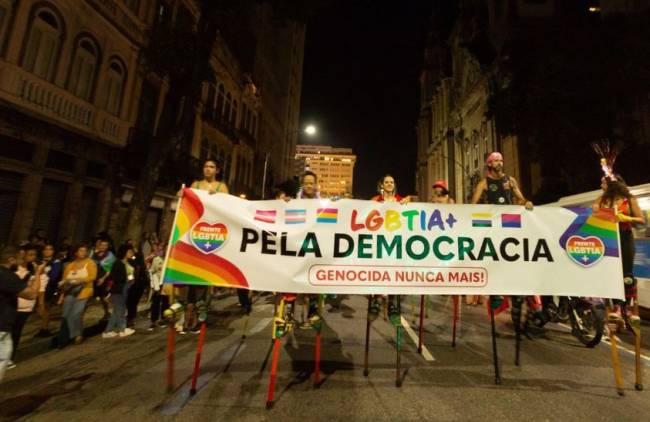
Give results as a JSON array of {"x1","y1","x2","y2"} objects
[
  {"x1": 224, "y1": 92, "x2": 232, "y2": 122},
  {"x1": 242, "y1": 103, "x2": 248, "y2": 130},
  {"x1": 68, "y1": 36, "x2": 100, "y2": 101},
  {"x1": 215, "y1": 84, "x2": 225, "y2": 119},
  {"x1": 103, "y1": 59, "x2": 126, "y2": 115},
  {"x1": 205, "y1": 84, "x2": 215, "y2": 112},
  {"x1": 22, "y1": 7, "x2": 64, "y2": 81},
  {"x1": 231, "y1": 100, "x2": 238, "y2": 126}
]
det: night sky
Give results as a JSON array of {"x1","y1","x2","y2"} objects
[{"x1": 299, "y1": 0, "x2": 434, "y2": 198}]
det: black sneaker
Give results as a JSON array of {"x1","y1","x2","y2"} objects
[{"x1": 34, "y1": 329, "x2": 53, "y2": 338}]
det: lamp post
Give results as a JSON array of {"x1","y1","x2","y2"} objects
[{"x1": 261, "y1": 125, "x2": 317, "y2": 199}]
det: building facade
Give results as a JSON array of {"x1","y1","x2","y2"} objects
[
  {"x1": 0, "y1": 0, "x2": 155, "y2": 245},
  {"x1": 295, "y1": 144, "x2": 356, "y2": 198},
  {"x1": 0, "y1": 0, "x2": 307, "y2": 245}
]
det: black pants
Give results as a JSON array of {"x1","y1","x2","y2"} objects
[
  {"x1": 615, "y1": 229, "x2": 637, "y2": 306},
  {"x1": 127, "y1": 282, "x2": 145, "y2": 323},
  {"x1": 11, "y1": 312, "x2": 31, "y2": 361},
  {"x1": 150, "y1": 292, "x2": 170, "y2": 324},
  {"x1": 237, "y1": 289, "x2": 251, "y2": 312}
]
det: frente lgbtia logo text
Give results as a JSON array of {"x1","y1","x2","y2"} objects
[{"x1": 190, "y1": 221, "x2": 228, "y2": 254}]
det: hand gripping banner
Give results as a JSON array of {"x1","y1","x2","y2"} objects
[{"x1": 162, "y1": 189, "x2": 624, "y2": 298}]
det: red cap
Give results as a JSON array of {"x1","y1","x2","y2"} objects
[
  {"x1": 486, "y1": 152, "x2": 503, "y2": 165},
  {"x1": 432, "y1": 180, "x2": 448, "y2": 191}
]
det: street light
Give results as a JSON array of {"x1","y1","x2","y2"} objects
[{"x1": 261, "y1": 125, "x2": 317, "y2": 199}]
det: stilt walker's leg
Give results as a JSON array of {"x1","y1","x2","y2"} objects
[
  {"x1": 396, "y1": 296, "x2": 403, "y2": 387},
  {"x1": 313, "y1": 295, "x2": 324, "y2": 388},
  {"x1": 166, "y1": 323, "x2": 176, "y2": 393},
  {"x1": 452, "y1": 295, "x2": 459, "y2": 348},
  {"x1": 364, "y1": 297, "x2": 371, "y2": 377},
  {"x1": 190, "y1": 322, "x2": 207, "y2": 395},
  {"x1": 266, "y1": 337, "x2": 282, "y2": 409},
  {"x1": 512, "y1": 296, "x2": 522, "y2": 367},
  {"x1": 606, "y1": 303, "x2": 625, "y2": 396},
  {"x1": 418, "y1": 295, "x2": 425, "y2": 354},
  {"x1": 632, "y1": 300, "x2": 643, "y2": 391},
  {"x1": 489, "y1": 296, "x2": 501, "y2": 385}
]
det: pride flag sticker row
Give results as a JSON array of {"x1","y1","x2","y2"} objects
[{"x1": 254, "y1": 208, "x2": 339, "y2": 225}]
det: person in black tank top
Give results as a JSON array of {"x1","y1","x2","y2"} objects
[
  {"x1": 471, "y1": 152, "x2": 533, "y2": 384},
  {"x1": 471, "y1": 152, "x2": 531, "y2": 208}
]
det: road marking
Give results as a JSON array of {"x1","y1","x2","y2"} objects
[
  {"x1": 401, "y1": 316, "x2": 435, "y2": 362},
  {"x1": 557, "y1": 322, "x2": 650, "y2": 364}
]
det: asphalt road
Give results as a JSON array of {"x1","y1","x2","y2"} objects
[{"x1": 2, "y1": 294, "x2": 649, "y2": 421}]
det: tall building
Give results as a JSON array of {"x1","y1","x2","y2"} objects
[{"x1": 295, "y1": 145, "x2": 356, "y2": 198}]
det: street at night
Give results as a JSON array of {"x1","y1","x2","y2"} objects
[
  {"x1": 2, "y1": 294, "x2": 650, "y2": 421},
  {"x1": 2, "y1": 1, "x2": 650, "y2": 421}
]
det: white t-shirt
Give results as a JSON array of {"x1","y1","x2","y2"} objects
[{"x1": 15, "y1": 266, "x2": 48, "y2": 313}]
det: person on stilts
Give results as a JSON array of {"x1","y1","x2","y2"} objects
[{"x1": 471, "y1": 152, "x2": 533, "y2": 383}]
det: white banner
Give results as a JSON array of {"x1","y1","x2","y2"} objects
[{"x1": 162, "y1": 189, "x2": 624, "y2": 298}]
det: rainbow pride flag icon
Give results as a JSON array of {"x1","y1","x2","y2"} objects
[
  {"x1": 317, "y1": 208, "x2": 338, "y2": 223},
  {"x1": 501, "y1": 213, "x2": 522, "y2": 228},
  {"x1": 471, "y1": 213, "x2": 492, "y2": 228},
  {"x1": 254, "y1": 210, "x2": 276, "y2": 224},
  {"x1": 285, "y1": 209, "x2": 306, "y2": 224}
]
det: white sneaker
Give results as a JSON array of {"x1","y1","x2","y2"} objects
[
  {"x1": 7, "y1": 360, "x2": 16, "y2": 369},
  {"x1": 102, "y1": 332, "x2": 118, "y2": 339},
  {"x1": 119, "y1": 328, "x2": 135, "y2": 337}
]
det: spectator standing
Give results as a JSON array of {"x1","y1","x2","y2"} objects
[
  {"x1": 59, "y1": 245, "x2": 96, "y2": 345},
  {"x1": 148, "y1": 244, "x2": 171, "y2": 330},
  {"x1": 34, "y1": 243, "x2": 62, "y2": 337},
  {"x1": 12, "y1": 244, "x2": 45, "y2": 363},
  {"x1": 1, "y1": 246, "x2": 39, "y2": 382},
  {"x1": 102, "y1": 244, "x2": 136, "y2": 338}
]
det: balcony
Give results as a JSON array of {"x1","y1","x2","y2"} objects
[
  {"x1": 85, "y1": 0, "x2": 147, "y2": 45},
  {"x1": 0, "y1": 61, "x2": 131, "y2": 147}
]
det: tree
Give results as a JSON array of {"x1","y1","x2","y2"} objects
[{"x1": 123, "y1": 0, "x2": 249, "y2": 243}]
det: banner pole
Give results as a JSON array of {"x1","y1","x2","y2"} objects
[
  {"x1": 606, "y1": 302, "x2": 625, "y2": 396},
  {"x1": 161, "y1": 184, "x2": 185, "y2": 283},
  {"x1": 452, "y1": 295, "x2": 459, "y2": 348},
  {"x1": 632, "y1": 300, "x2": 643, "y2": 391},
  {"x1": 166, "y1": 323, "x2": 175, "y2": 393},
  {"x1": 417, "y1": 295, "x2": 424, "y2": 354},
  {"x1": 396, "y1": 295, "x2": 402, "y2": 388},
  {"x1": 266, "y1": 336, "x2": 282, "y2": 409},
  {"x1": 189, "y1": 321, "x2": 207, "y2": 395},
  {"x1": 489, "y1": 296, "x2": 501, "y2": 385},
  {"x1": 364, "y1": 296, "x2": 371, "y2": 377}
]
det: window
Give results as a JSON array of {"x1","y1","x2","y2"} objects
[
  {"x1": 242, "y1": 103, "x2": 248, "y2": 130},
  {"x1": 0, "y1": 3, "x2": 9, "y2": 53},
  {"x1": 216, "y1": 84, "x2": 225, "y2": 118},
  {"x1": 22, "y1": 8, "x2": 64, "y2": 81},
  {"x1": 68, "y1": 37, "x2": 100, "y2": 101},
  {"x1": 205, "y1": 84, "x2": 215, "y2": 112},
  {"x1": 104, "y1": 59, "x2": 126, "y2": 115},
  {"x1": 224, "y1": 92, "x2": 232, "y2": 122},
  {"x1": 231, "y1": 100, "x2": 237, "y2": 126}
]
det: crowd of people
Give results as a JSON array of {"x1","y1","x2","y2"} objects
[{"x1": 0, "y1": 150, "x2": 644, "y2": 384}]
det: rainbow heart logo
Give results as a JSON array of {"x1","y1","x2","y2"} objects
[
  {"x1": 189, "y1": 221, "x2": 228, "y2": 254},
  {"x1": 565, "y1": 235, "x2": 605, "y2": 267}
]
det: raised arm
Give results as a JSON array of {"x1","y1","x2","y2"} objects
[
  {"x1": 510, "y1": 177, "x2": 533, "y2": 210},
  {"x1": 471, "y1": 179, "x2": 487, "y2": 204}
]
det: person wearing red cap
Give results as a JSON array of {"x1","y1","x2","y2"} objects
[{"x1": 431, "y1": 180, "x2": 455, "y2": 204}]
